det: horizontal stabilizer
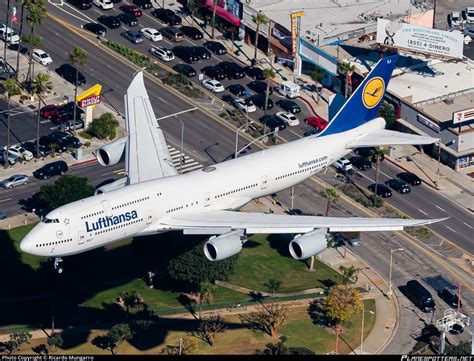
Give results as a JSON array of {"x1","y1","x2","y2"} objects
[{"x1": 347, "y1": 129, "x2": 439, "y2": 148}]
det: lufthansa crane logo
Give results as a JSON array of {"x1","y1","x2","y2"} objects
[{"x1": 362, "y1": 76, "x2": 385, "y2": 109}]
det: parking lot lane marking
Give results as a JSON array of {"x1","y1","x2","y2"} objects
[
  {"x1": 463, "y1": 222, "x2": 473, "y2": 229},
  {"x1": 0, "y1": 198, "x2": 12, "y2": 203},
  {"x1": 288, "y1": 129, "x2": 302, "y2": 138},
  {"x1": 158, "y1": 97, "x2": 168, "y2": 103},
  {"x1": 57, "y1": 1, "x2": 96, "y2": 23},
  {"x1": 435, "y1": 205, "x2": 446, "y2": 212},
  {"x1": 418, "y1": 209, "x2": 428, "y2": 215},
  {"x1": 380, "y1": 170, "x2": 391, "y2": 178},
  {"x1": 445, "y1": 226, "x2": 456, "y2": 233}
]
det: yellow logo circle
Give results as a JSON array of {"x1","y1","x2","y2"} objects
[{"x1": 362, "y1": 77, "x2": 385, "y2": 109}]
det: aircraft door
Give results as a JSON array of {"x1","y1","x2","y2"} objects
[
  {"x1": 204, "y1": 192, "x2": 211, "y2": 207},
  {"x1": 78, "y1": 231, "x2": 85, "y2": 245},
  {"x1": 146, "y1": 210, "x2": 153, "y2": 225},
  {"x1": 261, "y1": 175, "x2": 268, "y2": 190},
  {"x1": 101, "y1": 200, "x2": 112, "y2": 217}
]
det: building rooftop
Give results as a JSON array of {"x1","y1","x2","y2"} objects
[{"x1": 250, "y1": 0, "x2": 421, "y2": 44}]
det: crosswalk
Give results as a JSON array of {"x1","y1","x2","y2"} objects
[{"x1": 167, "y1": 145, "x2": 203, "y2": 174}]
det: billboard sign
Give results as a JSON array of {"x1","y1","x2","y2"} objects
[
  {"x1": 453, "y1": 108, "x2": 474, "y2": 125},
  {"x1": 78, "y1": 94, "x2": 101, "y2": 108},
  {"x1": 376, "y1": 19, "x2": 464, "y2": 59},
  {"x1": 298, "y1": 38, "x2": 338, "y2": 75},
  {"x1": 291, "y1": 11, "x2": 304, "y2": 57}
]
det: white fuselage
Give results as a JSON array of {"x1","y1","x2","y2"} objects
[{"x1": 21, "y1": 119, "x2": 384, "y2": 257}]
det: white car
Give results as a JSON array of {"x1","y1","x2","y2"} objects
[
  {"x1": 141, "y1": 28, "x2": 162, "y2": 42},
  {"x1": 7, "y1": 145, "x2": 33, "y2": 161},
  {"x1": 276, "y1": 111, "x2": 299, "y2": 126},
  {"x1": 93, "y1": 0, "x2": 113, "y2": 10},
  {"x1": 465, "y1": 7, "x2": 474, "y2": 24},
  {"x1": 3, "y1": 30, "x2": 19, "y2": 45},
  {"x1": 233, "y1": 98, "x2": 257, "y2": 113},
  {"x1": 149, "y1": 46, "x2": 174, "y2": 62},
  {"x1": 202, "y1": 79, "x2": 224, "y2": 93},
  {"x1": 332, "y1": 157, "x2": 352, "y2": 173},
  {"x1": 450, "y1": 11, "x2": 462, "y2": 28},
  {"x1": 32, "y1": 49, "x2": 52, "y2": 66}
]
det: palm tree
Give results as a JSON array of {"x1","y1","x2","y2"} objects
[
  {"x1": 372, "y1": 147, "x2": 388, "y2": 207},
  {"x1": 198, "y1": 281, "x2": 216, "y2": 320},
  {"x1": 210, "y1": 0, "x2": 218, "y2": 39},
  {"x1": 339, "y1": 265, "x2": 359, "y2": 287},
  {"x1": 16, "y1": 0, "x2": 32, "y2": 77},
  {"x1": 4, "y1": 0, "x2": 12, "y2": 62},
  {"x1": 68, "y1": 46, "x2": 87, "y2": 135},
  {"x1": 3, "y1": 78, "x2": 21, "y2": 168},
  {"x1": 308, "y1": 66, "x2": 324, "y2": 102},
  {"x1": 25, "y1": 0, "x2": 47, "y2": 87},
  {"x1": 339, "y1": 61, "x2": 355, "y2": 99},
  {"x1": 20, "y1": 33, "x2": 41, "y2": 81},
  {"x1": 262, "y1": 67, "x2": 276, "y2": 136},
  {"x1": 251, "y1": 11, "x2": 268, "y2": 64},
  {"x1": 31, "y1": 72, "x2": 52, "y2": 158},
  {"x1": 322, "y1": 188, "x2": 339, "y2": 217}
]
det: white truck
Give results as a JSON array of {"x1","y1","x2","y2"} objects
[{"x1": 275, "y1": 81, "x2": 301, "y2": 99}]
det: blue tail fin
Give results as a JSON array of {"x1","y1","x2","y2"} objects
[{"x1": 321, "y1": 54, "x2": 399, "y2": 136}]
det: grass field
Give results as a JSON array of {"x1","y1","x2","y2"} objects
[
  {"x1": 229, "y1": 234, "x2": 342, "y2": 292},
  {"x1": 3, "y1": 223, "x2": 44, "y2": 269}
]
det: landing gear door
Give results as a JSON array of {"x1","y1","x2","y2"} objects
[
  {"x1": 204, "y1": 192, "x2": 211, "y2": 207},
  {"x1": 78, "y1": 231, "x2": 85, "y2": 245}
]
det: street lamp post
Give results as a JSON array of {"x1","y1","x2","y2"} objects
[
  {"x1": 388, "y1": 248, "x2": 404, "y2": 298},
  {"x1": 360, "y1": 304, "x2": 375, "y2": 354},
  {"x1": 175, "y1": 116, "x2": 184, "y2": 172},
  {"x1": 235, "y1": 130, "x2": 277, "y2": 158},
  {"x1": 235, "y1": 121, "x2": 253, "y2": 159}
]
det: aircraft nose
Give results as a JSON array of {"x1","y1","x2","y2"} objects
[{"x1": 20, "y1": 235, "x2": 34, "y2": 254}]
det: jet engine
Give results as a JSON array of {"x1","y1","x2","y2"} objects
[
  {"x1": 95, "y1": 177, "x2": 128, "y2": 195},
  {"x1": 96, "y1": 137, "x2": 127, "y2": 166},
  {"x1": 204, "y1": 230, "x2": 247, "y2": 261},
  {"x1": 289, "y1": 229, "x2": 329, "y2": 260}
]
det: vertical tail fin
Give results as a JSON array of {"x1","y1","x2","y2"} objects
[{"x1": 321, "y1": 54, "x2": 399, "y2": 136}]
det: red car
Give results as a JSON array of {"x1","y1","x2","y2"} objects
[
  {"x1": 40, "y1": 104, "x2": 61, "y2": 119},
  {"x1": 119, "y1": 4, "x2": 143, "y2": 17},
  {"x1": 50, "y1": 112, "x2": 74, "y2": 125},
  {"x1": 304, "y1": 116, "x2": 328, "y2": 131}
]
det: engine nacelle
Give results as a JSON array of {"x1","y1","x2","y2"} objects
[
  {"x1": 95, "y1": 177, "x2": 128, "y2": 195},
  {"x1": 289, "y1": 229, "x2": 329, "y2": 260},
  {"x1": 96, "y1": 137, "x2": 127, "y2": 166},
  {"x1": 204, "y1": 230, "x2": 246, "y2": 261}
]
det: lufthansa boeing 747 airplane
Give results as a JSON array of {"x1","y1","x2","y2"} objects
[{"x1": 20, "y1": 55, "x2": 445, "y2": 272}]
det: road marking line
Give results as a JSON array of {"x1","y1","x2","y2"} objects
[
  {"x1": 158, "y1": 97, "x2": 168, "y2": 103},
  {"x1": 156, "y1": 107, "x2": 197, "y2": 120},
  {"x1": 418, "y1": 209, "x2": 428, "y2": 215},
  {"x1": 435, "y1": 205, "x2": 446, "y2": 212},
  {"x1": 445, "y1": 226, "x2": 456, "y2": 233},
  {"x1": 93, "y1": 9, "x2": 102, "y2": 15},
  {"x1": 463, "y1": 222, "x2": 473, "y2": 229},
  {"x1": 288, "y1": 129, "x2": 302, "y2": 138},
  {"x1": 380, "y1": 170, "x2": 391, "y2": 178},
  {"x1": 0, "y1": 198, "x2": 12, "y2": 203}
]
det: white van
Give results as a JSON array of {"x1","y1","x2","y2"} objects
[
  {"x1": 275, "y1": 81, "x2": 300, "y2": 99},
  {"x1": 93, "y1": 0, "x2": 113, "y2": 10}
]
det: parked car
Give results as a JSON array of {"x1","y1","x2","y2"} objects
[
  {"x1": 82, "y1": 22, "x2": 107, "y2": 36},
  {"x1": 232, "y1": 98, "x2": 256, "y2": 113},
  {"x1": 276, "y1": 99, "x2": 300, "y2": 114},
  {"x1": 173, "y1": 46, "x2": 199, "y2": 63},
  {"x1": 218, "y1": 61, "x2": 245, "y2": 79},
  {"x1": 0, "y1": 174, "x2": 29, "y2": 189},
  {"x1": 449, "y1": 11, "x2": 462, "y2": 28},
  {"x1": 250, "y1": 94, "x2": 273, "y2": 110},
  {"x1": 93, "y1": 0, "x2": 113, "y2": 10},
  {"x1": 276, "y1": 111, "x2": 299, "y2": 126},
  {"x1": 141, "y1": 27, "x2": 162, "y2": 42},
  {"x1": 21, "y1": 141, "x2": 51, "y2": 158},
  {"x1": 151, "y1": 8, "x2": 181, "y2": 25},
  {"x1": 149, "y1": 45, "x2": 174, "y2": 61},
  {"x1": 40, "y1": 104, "x2": 61, "y2": 119},
  {"x1": 204, "y1": 41, "x2": 227, "y2": 55},
  {"x1": 438, "y1": 287, "x2": 462, "y2": 309},
  {"x1": 348, "y1": 238, "x2": 362, "y2": 247},
  {"x1": 50, "y1": 112, "x2": 75, "y2": 125},
  {"x1": 173, "y1": 63, "x2": 196, "y2": 77},
  {"x1": 97, "y1": 15, "x2": 121, "y2": 29},
  {"x1": 32, "y1": 49, "x2": 52, "y2": 65},
  {"x1": 180, "y1": 26, "x2": 203, "y2": 40},
  {"x1": 368, "y1": 183, "x2": 392, "y2": 198},
  {"x1": 0, "y1": 69, "x2": 15, "y2": 80},
  {"x1": 397, "y1": 172, "x2": 421, "y2": 186},
  {"x1": 349, "y1": 156, "x2": 372, "y2": 171},
  {"x1": 57, "y1": 64, "x2": 86, "y2": 86},
  {"x1": 61, "y1": 101, "x2": 85, "y2": 117},
  {"x1": 132, "y1": 0, "x2": 152, "y2": 10},
  {"x1": 49, "y1": 131, "x2": 80, "y2": 148},
  {"x1": 39, "y1": 135, "x2": 68, "y2": 153},
  {"x1": 244, "y1": 66, "x2": 266, "y2": 80},
  {"x1": 202, "y1": 79, "x2": 224, "y2": 93},
  {"x1": 385, "y1": 179, "x2": 411, "y2": 194},
  {"x1": 33, "y1": 160, "x2": 69, "y2": 180},
  {"x1": 248, "y1": 80, "x2": 272, "y2": 95},
  {"x1": 118, "y1": 13, "x2": 139, "y2": 27},
  {"x1": 190, "y1": 46, "x2": 211, "y2": 60},
  {"x1": 7, "y1": 145, "x2": 33, "y2": 161},
  {"x1": 0, "y1": 210, "x2": 6, "y2": 219},
  {"x1": 303, "y1": 129, "x2": 318, "y2": 137},
  {"x1": 69, "y1": 0, "x2": 93, "y2": 10},
  {"x1": 160, "y1": 26, "x2": 184, "y2": 42},
  {"x1": 227, "y1": 84, "x2": 248, "y2": 97},
  {"x1": 465, "y1": 7, "x2": 474, "y2": 23},
  {"x1": 259, "y1": 115, "x2": 286, "y2": 131},
  {"x1": 201, "y1": 65, "x2": 225, "y2": 81},
  {"x1": 119, "y1": 4, "x2": 142, "y2": 17},
  {"x1": 405, "y1": 280, "x2": 436, "y2": 312},
  {"x1": 304, "y1": 116, "x2": 328, "y2": 131},
  {"x1": 355, "y1": 147, "x2": 384, "y2": 163},
  {"x1": 332, "y1": 157, "x2": 352, "y2": 173},
  {"x1": 60, "y1": 118, "x2": 85, "y2": 132},
  {"x1": 121, "y1": 31, "x2": 143, "y2": 43},
  {"x1": 0, "y1": 149, "x2": 19, "y2": 166}
]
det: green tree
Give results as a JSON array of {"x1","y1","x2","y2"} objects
[
  {"x1": 210, "y1": 0, "x2": 218, "y2": 39},
  {"x1": 16, "y1": 0, "x2": 34, "y2": 77},
  {"x1": 251, "y1": 11, "x2": 269, "y2": 63},
  {"x1": 47, "y1": 333, "x2": 63, "y2": 353},
  {"x1": 446, "y1": 340, "x2": 471, "y2": 356},
  {"x1": 88, "y1": 112, "x2": 119, "y2": 140},
  {"x1": 20, "y1": 33, "x2": 42, "y2": 83},
  {"x1": 4, "y1": 331, "x2": 32, "y2": 354},
  {"x1": 372, "y1": 147, "x2": 388, "y2": 207},
  {"x1": 117, "y1": 291, "x2": 145, "y2": 315},
  {"x1": 240, "y1": 303, "x2": 288, "y2": 338},
  {"x1": 256, "y1": 336, "x2": 315, "y2": 355},
  {"x1": 265, "y1": 278, "x2": 281, "y2": 299},
  {"x1": 308, "y1": 66, "x2": 324, "y2": 102},
  {"x1": 167, "y1": 241, "x2": 239, "y2": 290},
  {"x1": 262, "y1": 67, "x2": 276, "y2": 136},
  {"x1": 196, "y1": 313, "x2": 225, "y2": 347},
  {"x1": 339, "y1": 61, "x2": 356, "y2": 99},
  {"x1": 37, "y1": 174, "x2": 95, "y2": 209},
  {"x1": 325, "y1": 286, "x2": 362, "y2": 325},
  {"x1": 338, "y1": 265, "x2": 359, "y2": 287},
  {"x1": 378, "y1": 101, "x2": 396, "y2": 129},
  {"x1": 198, "y1": 281, "x2": 216, "y2": 320},
  {"x1": 25, "y1": 0, "x2": 47, "y2": 86},
  {"x1": 68, "y1": 47, "x2": 88, "y2": 135},
  {"x1": 187, "y1": 0, "x2": 201, "y2": 27},
  {"x1": 31, "y1": 72, "x2": 53, "y2": 158},
  {"x1": 2, "y1": 78, "x2": 21, "y2": 168},
  {"x1": 92, "y1": 323, "x2": 132, "y2": 355}
]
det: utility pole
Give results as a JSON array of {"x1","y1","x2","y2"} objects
[
  {"x1": 436, "y1": 141, "x2": 441, "y2": 188},
  {"x1": 178, "y1": 336, "x2": 183, "y2": 355},
  {"x1": 432, "y1": 0, "x2": 437, "y2": 29}
]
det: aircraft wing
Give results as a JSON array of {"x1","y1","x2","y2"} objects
[
  {"x1": 162, "y1": 210, "x2": 446, "y2": 234},
  {"x1": 347, "y1": 129, "x2": 438, "y2": 148},
  {"x1": 124, "y1": 71, "x2": 178, "y2": 184}
]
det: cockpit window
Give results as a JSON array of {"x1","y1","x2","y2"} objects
[{"x1": 42, "y1": 217, "x2": 59, "y2": 224}]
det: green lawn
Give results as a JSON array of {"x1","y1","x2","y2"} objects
[
  {"x1": 229, "y1": 234, "x2": 341, "y2": 292},
  {"x1": 3, "y1": 223, "x2": 45, "y2": 270}
]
